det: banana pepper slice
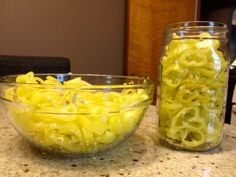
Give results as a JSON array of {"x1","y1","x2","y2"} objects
[
  {"x1": 162, "y1": 65, "x2": 185, "y2": 88},
  {"x1": 179, "y1": 49, "x2": 207, "y2": 67}
]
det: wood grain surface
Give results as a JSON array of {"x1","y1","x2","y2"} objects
[{"x1": 126, "y1": 0, "x2": 198, "y2": 103}]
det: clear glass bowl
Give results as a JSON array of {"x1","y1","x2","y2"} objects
[{"x1": 0, "y1": 73, "x2": 154, "y2": 156}]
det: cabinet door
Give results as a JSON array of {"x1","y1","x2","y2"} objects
[{"x1": 126, "y1": 0, "x2": 199, "y2": 103}]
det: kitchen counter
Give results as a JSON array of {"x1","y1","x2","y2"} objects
[{"x1": 0, "y1": 106, "x2": 236, "y2": 177}]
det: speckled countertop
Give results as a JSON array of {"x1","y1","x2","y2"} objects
[{"x1": 0, "y1": 106, "x2": 236, "y2": 177}]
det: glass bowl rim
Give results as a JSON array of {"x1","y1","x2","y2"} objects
[{"x1": 0, "y1": 73, "x2": 154, "y2": 89}]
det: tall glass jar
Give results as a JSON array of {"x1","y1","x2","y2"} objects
[{"x1": 157, "y1": 21, "x2": 229, "y2": 151}]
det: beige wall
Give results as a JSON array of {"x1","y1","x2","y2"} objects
[{"x1": 0, "y1": 0, "x2": 126, "y2": 74}]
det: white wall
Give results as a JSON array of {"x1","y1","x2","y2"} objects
[{"x1": 0, "y1": 0, "x2": 126, "y2": 74}]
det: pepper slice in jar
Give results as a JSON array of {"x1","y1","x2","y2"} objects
[
  {"x1": 162, "y1": 64, "x2": 185, "y2": 88},
  {"x1": 179, "y1": 49, "x2": 207, "y2": 67}
]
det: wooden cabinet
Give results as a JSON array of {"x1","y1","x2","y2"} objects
[{"x1": 125, "y1": 0, "x2": 199, "y2": 103}]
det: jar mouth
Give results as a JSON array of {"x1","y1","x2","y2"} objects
[
  {"x1": 166, "y1": 21, "x2": 228, "y2": 39},
  {"x1": 167, "y1": 21, "x2": 227, "y2": 31}
]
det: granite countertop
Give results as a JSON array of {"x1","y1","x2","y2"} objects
[{"x1": 0, "y1": 106, "x2": 236, "y2": 177}]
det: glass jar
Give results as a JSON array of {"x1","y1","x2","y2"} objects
[{"x1": 157, "y1": 21, "x2": 229, "y2": 151}]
